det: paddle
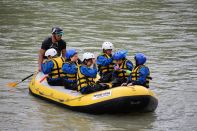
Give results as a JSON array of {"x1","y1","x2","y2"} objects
[
  {"x1": 7, "y1": 73, "x2": 34, "y2": 87},
  {"x1": 39, "y1": 75, "x2": 48, "y2": 83}
]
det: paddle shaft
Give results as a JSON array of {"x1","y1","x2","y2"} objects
[
  {"x1": 17, "y1": 73, "x2": 34, "y2": 85},
  {"x1": 7, "y1": 73, "x2": 35, "y2": 87},
  {"x1": 22, "y1": 74, "x2": 34, "y2": 81}
]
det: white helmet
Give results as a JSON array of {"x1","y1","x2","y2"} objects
[
  {"x1": 102, "y1": 42, "x2": 113, "y2": 50},
  {"x1": 45, "y1": 48, "x2": 57, "y2": 57},
  {"x1": 82, "y1": 52, "x2": 95, "y2": 61}
]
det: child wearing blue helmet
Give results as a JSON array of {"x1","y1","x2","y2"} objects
[
  {"x1": 122, "y1": 53, "x2": 152, "y2": 88},
  {"x1": 62, "y1": 49, "x2": 80, "y2": 90},
  {"x1": 112, "y1": 50, "x2": 133, "y2": 87}
]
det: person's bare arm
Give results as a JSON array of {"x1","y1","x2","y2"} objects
[
  {"x1": 38, "y1": 49, "x2": 45, "y2": 71},
  {"x1": 62, "y1": 48, "x2": 66, "y2": 58}
]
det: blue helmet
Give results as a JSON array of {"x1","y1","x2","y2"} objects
[
  {"x1": 113, "y1": 50, "x2": 128, "y2": 60},
  {"x1": 135, "y1": 53, "x2": 146, "y2": 65},
  {"x1": 66, "y1": 49, "x2": 77, "y2": 59}
]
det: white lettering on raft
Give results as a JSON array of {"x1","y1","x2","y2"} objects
[{"x1": 92, "y1": 91, "x2": 112, "y2": 100}]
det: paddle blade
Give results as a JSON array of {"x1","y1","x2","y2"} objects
[{"x1": 7, "y1": 82, "x2": 18, "y2": 87}]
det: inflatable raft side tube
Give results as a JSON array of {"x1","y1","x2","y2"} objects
[{"x1": 29, "y1": 87, "x2": 157, "y2": 114}]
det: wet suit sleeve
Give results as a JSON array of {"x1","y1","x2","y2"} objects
[
  {"x1": 96, "y1": 55, "x2": 113, "y2": 66},
  {"x1": 80, "y1": 66, "x2": 97, "y2": 78},
  {"x1": 41, "y1": 61, "x2": 54, "y2": 74},
  {"x1": 132, "y1": 66, "x2": 150, "y2": 85},
  {"x1": 124, "y1": 61, "x2": 133, "y2": 81},
  {"x1": 126, "y1": 61, "x2": 133, "y2": 71},
  {"x1": 62, "y1": 63, "x2": 77, "y2": 74},
  {"x1": 112, "y1": 65, "x2": 119, "y2": 77}
]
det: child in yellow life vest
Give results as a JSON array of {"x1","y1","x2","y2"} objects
[
  {"x1": 122, "y1": 53, "x2": 152, "y2": 88},
  {"x1": 96, "y1": 42, "x2": 114, "y2": 83},
  {"x1": 112, "y1": 50, "x2": 133, "y2": 87},
  {"x1": 77, "y1": 52, "x2": 109, "y2": 94},
  {"x1": 41, "y1": 48, "x2": 65, "y2": 86}
]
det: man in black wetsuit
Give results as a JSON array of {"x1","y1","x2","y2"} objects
[{"x1": 38, "y1": 27, "x2": 66, "y2": 71}]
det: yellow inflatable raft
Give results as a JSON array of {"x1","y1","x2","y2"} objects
[{"x1": 29, "y1": 72, "x2": 158, "y2": 114}]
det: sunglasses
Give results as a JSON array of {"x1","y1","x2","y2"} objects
[{"x1": 56, "y1": 34, "x2": 62, "y2": 37}]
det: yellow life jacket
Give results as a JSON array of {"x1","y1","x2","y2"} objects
[
  {"x1": 131, "y1": 65, "x2": 151, "y2": 88},
  {"x1": 98, "y1": 53, "x2": 115, "y2": 74},
  {"x1": 49, "y1": 57, "x2": 65, "y2": 79},
  {"x1": 77, "y1": 65, "x2": 95, "y2": 91},
  {"x1": 116, "y1": 59, "x2": 131, "y2": 78},
  {"x1": 64, "y1": 61, "x2": 77, "y2": 81}
]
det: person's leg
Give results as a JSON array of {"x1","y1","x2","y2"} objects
[
  {"x1": 63, "y1": 80, "x2": 71, "y2": 89},
  {"x1": 47, "y1": 78, "x2": 64, "y2": 86},
  {"x1": 120, "y1": 78, "x2": 127, "y2": 84},
  {"x1": 97, "y1": 83, "x2": 110, "y2": 90},
  {"x1": 80, "y1": 84, "x2": 109, "y2": 94},
  {"x1": 64, "y1": 80, "x2": 77, "y2": 90},
  {"x1": 99, "y1": 72, "x2": 113, "y2": 83},
  {"x1": 111, "y1": 78, "x2": 127, "y2": 87},
  {"x1": 80, "y1": 86, "x2": 95, "y2": 94},
  {"x1": 111, "y1": 78, "x2": 120, "y2": 87},
  {"x1": 70, "y1": 82, "x2": 77, "y2": 90}
]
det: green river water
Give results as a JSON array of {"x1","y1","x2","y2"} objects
[{"x1": 0, "y1": 0, "x2": 197, "y2": 130}]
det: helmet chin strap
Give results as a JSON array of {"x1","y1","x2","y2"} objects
[
  {"x1": 135, "y1": 61, "x2": 139, "y2": 67},
  {"x1": 83, "y1": 59, "x2": 87, "y2": 65}
]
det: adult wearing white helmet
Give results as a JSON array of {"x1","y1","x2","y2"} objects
[
  {"x1": 38, "y1": 27, "x2": 66, "y2": 72},
  {"x1": 102, "y1": 42, "x2": 113, "y2": 50},
  {"x1": 41, "y1": 48, "x2": 66, "y2": 86},
  {"x1": 77, "y1": 52, "x2": 109, "y2": 94},
  {"x1": 96, "y1": 42, "x2": 114, "y2": 83}
]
